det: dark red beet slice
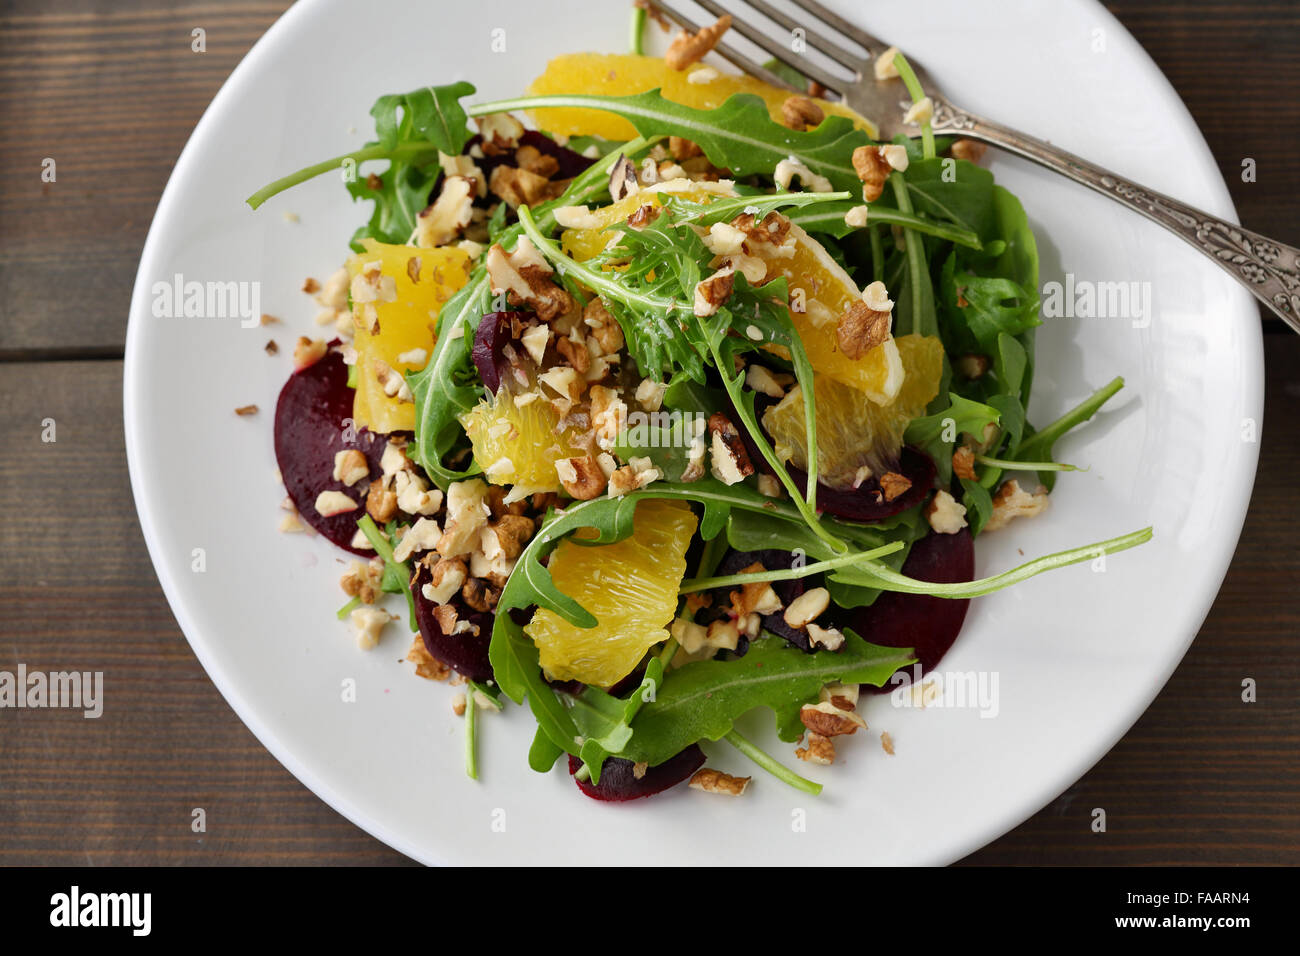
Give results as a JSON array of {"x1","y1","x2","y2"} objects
[
  {"x1": 410, "y1": 564, "x2": 494, "y2": 682},
  {"x1": 273, "y1": 349, "x2": 385, "y2": 555},
  {"x1": 472, "y1": 310, "x2": 537, "y2": 394},
  {"x1": 473, "y1": 130, "x2": 596, "y2": 183},
  {"x1": 705, "y1": 548, "x2": 812, "y2": 653},
  {"x1": 567, "y1": 746, "x2": 706, "y2": 802},
  {"x1": 789, "y1": 446, "x2": 937, "y2": 522},
  {"x1": 848, "y1": 527, "x2": 975, "y2": 692}
]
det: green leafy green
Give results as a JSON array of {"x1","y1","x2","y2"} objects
[
  {"x1": 468, "y1": 89, "x2": 874, "y2": 191},
  {"x1": 605, "y1": 631, "x2": 914, "y2": 767}
]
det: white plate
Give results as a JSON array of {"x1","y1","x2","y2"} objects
[{"x1": 124, "y1": 0, "x2": 1262, "y2": 865}]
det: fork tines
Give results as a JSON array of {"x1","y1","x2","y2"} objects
[{"x1": 646, "y1": 0, "x2": 891, "y2": 98}]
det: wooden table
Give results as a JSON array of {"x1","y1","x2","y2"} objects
[{"x1": 1, "y1": 0, "x2": 1296, "y2": 865}]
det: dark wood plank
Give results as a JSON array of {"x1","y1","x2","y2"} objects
[
  {"x1": 0, "y1": 1, "x2": 296, "y2": 356},
  {"x1": 0, "y1": 360, "x2": 410, "y2": 864}
]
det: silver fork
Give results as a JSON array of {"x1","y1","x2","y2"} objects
[{"x1": 647, "y1": 0, "x2": 1300, "y2": 334}]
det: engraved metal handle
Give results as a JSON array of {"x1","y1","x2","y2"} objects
[{"x1": 930, "y1": 96, "x2": 1300, "y2": 334}]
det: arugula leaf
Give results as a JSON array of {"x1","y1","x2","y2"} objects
[
  {"x1": 344, "y1": 159, "x2": 440, "y2": 249},
  {"x1": 568, "y1": 658, "x2": 664, "y2": 784},
  {"x1": 469, "y1": 90, "x2": 874, "y2": 191},
  {"x1": 369, "y1": 82, "x2": 476, "y2": 155},
  {"x1": 904, "y1": 394, "x2": 1002, "y2": 486},
  {"x1": 610, "y1": 631, "x2": 914, "y2": 767}
]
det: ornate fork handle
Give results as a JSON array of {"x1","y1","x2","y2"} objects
[{"x1": 930, "y1": 96, "x2": 1300, "y2": 333}]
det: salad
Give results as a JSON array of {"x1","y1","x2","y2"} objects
[{"x1": 250, "y1": 14, "x2": 1149, "y2": 800}]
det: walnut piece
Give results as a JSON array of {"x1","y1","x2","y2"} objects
[
  {"x1": 406, "y1": 634, "x2": 450, "y2": 681},
  {"x1": 781, "y1": 95, "x2": 824, "y2": 131},
  {"x1": 879, "y1": 471, "x2": 912, "y2": 502},
  {"x1": 952, "y1": 446, "x2": 977, "y2": 481},
  {"x1": 925, "y1": 489, "x2": 969, "y2": 535},
  {"x1": 836, "y1": 300, "x2": 891, "y2": 360},
  {"x1": 664, "y1": 14, "x2": 732, "y2": 71},
  {"x1": 796, "y1": 732, "x2": 835, "y2": 765},
  {"x1": 708, "y1": 412, "x2": 754, "y2": 485},
  {"x1": 693, "y1": 265, "x2": 735, "y2": 317},
  {"x1": 950, "y1": 139, "x2": 988, "y2": 163},
  {"x1": 688, "y1": 767, "x2": 751, "y2": 796},
  {"x1": 365, "y1": 478, "x2": 398, "y2": 523},
  {"x1": 555, "y1": 456, "x2": 606, "y2": 500},
  {"x1": 851, "y1": 144, "x2": 910, "y2": 202},
  {"x1": 800, "y1": 701, "x2": 867, "y2": 737},
  {"x1": 983, "y1": 479, "x2": 1048, "y2": 532}
]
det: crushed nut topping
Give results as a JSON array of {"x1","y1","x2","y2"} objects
[
  {"x1": 665, "y1": 14, "x2": 732, "y2": 71},
  {"x1": 903, "y1": 96, "x2": 934, "y2": 126},
  {"x1": 422, "y1": 556, "x2": 468, "y2": 605},
  {"x1": 234, "y1": 404, "x2": 258, "y2": 416},
  {"x1": 406, "y1": 634, "x2": 450, "y2": 681},
  {"x1": 796, "y1": 732, "x2": 835, "y2": 765},
  {"x1": 489, "y1": 163, "x2": 564, "y2": 209},
  {"x1": 314, "y1": 490, "x2": 358, "y2": 517},
  {"x1": 879, "y1": 471, "x2": 912, "y2": 502},
  {"x1": 340, "y1": 558, "x2": 384, "y2": 605},
  {"x1": 836, "y1": 299, "x2": 891, "y2": 360},
  {"x1": 415, "y1": 175, "x2": 475, "y2": 248},
  {"x1": 950, "y1": 139, "x2": 988, "y2": 163},
  {"x1": 783, "y1": 586, "x2": 830, "y2": 629},
  {"x1": 350, "y1": 606, "x2": 390, "y2": 650},
  {"x1": 800, "y1": 701, "x2": 866, "y2": 737},
  {"x1": 852, "y1": 144, "x2": 909, "y2": 202},
  {"x1": 475, "y1": 112, "x2": 524, "y2": 156},
  {"x1": 781, "y1": 95, "x2": 825, "y2": 131},
  {"x1": 555, "y1": 455, "x2": 606, "y2": 500},
  {"x1": 873, "y1": 46, "x2": 900, "y2": 80},
  {"x1": 693, "y1": 265, "x2": 736, "y2": 318},
  {"x1": 293, "y1": 336, "x2": 327, "y2": 370},
  {"x1": 952, "y1": 446, "x2": 977, "y2": 481},
  {"x1": 774, "y1": 155, "x2": 834, "y2": 193},
  {"x1": 332, "y1": 449, "x2": 370, "y2": 487},
  {"x1": 983, "y1": 479, "x2": 1048, "y2": 532},
  {"x1": 688, "y1": 766, "x2": 751, "y2": 796},
  {"x1": 926, "y1": 489, "x2": 969, "y2": 535},
  {"x1": 708, "y1": 412, "x2": 755, "y2": 485}
]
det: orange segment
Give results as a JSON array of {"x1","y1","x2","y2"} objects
[
  {"x1": 527, "y1": 53, "x2": 878, "y2": 141},
  {"x1": 525, "y1": 499, "x2": 697, "y2": 688},
  {"x1": 763, "y1": 334, "x2": 944, "y2": 488},
  {"x1": 560, "y1": 179, "x2": 734, "y2": 261},
  {"x1": 460, "y1": 392, "x2": 591, "y2": 498},
  {"x1": 749, "y1": 223, "x2": 903, "y2": 403},
  {"x1": 346, "y1": 240, "x2": 470, "y2": 433}
]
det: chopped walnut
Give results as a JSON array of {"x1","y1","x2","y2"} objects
[
  {"x1": 436, "y1": 479, "x2": 491, "y2": 557},
  {"x1": 314, "y1": 490, "x2": 358, "y2": 517},
  {"x1": 489, "y1": 164, "x2": 563, "y2": 209},
  {"x1": 556, "y1": 336, "x2": 591, "y2": 374},
  {"x1": 708, "y1": 412, "x2": 754, "y2": 485},
  {"x1": 983, "y1": 479, "x2": 1048, "y2": 532},
  {"x1": 415, "y1": 175, "x2": 475, "y2": 248},
  {"x1": 451, "y1": 692, "x2": 467, "y2": 716},
  {"x1": 332, "y1": 449, "x2": 370, "y2": 487},
  {"x1": 293, "y1": 336, "x2": 327, "y2": 370},
  {"x1": 555, "y1": 456, "x2": 606, "y2": 500},
  {"x1": 781, "y1": 95, "x2": 824, "y2": 131},
  {"x1": 422, "y1": 556, "x2": 468, "y2": 605},
  {"x1": 234, "y1": 404, "x2": 258, "y2": 416},
  {"x1": 393, "y1": 516, "x2": 442, "y2": 562},
  {"x1": 836, "y1": 300, "x2": 891, "y2": 360},
  {"x1": 851, "y1": 144, "x2": 910, "y2": 201},
  {"x1": 950, "y1": 139, "x2": 987, "y2": 163},
  {"x1": 693, "y1": 265, "x2": 735, "y2": 317},
  {"x1": 475, "y1": 112, "x2": 524, "y2": 156},
  {"x1": 800, "y1": 701, "x2": 867, "y2": 737},
  {"x1": 774, "y1": 155, "x2": 833, "y2": 193},
  {"x1": 608, "y1": 457, "x2": 661, "y2": 497},
  {"x1": 461, "y1": 577, "x2": 499, "y2": 613},
  {"x1": 664, "y1": 14, "x2": 732, "y2": 71},
  {"x1": 668, "y1": 136, "x2": 702, "y2": 160},
  {"x1": 873, "y1": 46, "x2": 900, "y2": 79},
  {"x1": 796, "y1": 732, "x2": 835, "y2": 765},
  {"x1": 952, "y1": 446, "x2": 977, "y2": 481},
  {"x1": 365, "y1": 478, "x2": 398, "y2": 523},
  {"x1": 926, "y1": 489, "x2": 969, "y2": 535},
  {"x1": 350, "y1": 606, "x2": 390, "y2": 650},
  {"x1": 783, "y1": 586, "x2": 830, "y2": 629},
  {"x1": 339, "y1": 558, "x2": 384, "y2": 605},
  {"x1": 485, "y1": 514, "x2": 534, "y2": 560},
  {"x1": 903, "y1": 96, "x2": 933, "y2": 126},
  {"x1": 515, "y1": 144, "x2": 559, "y2": 178},
  {"x1": 485, "y1": 239, "x2": 574, "y2": 322},
  {"x1": 881, "y1": 731, "x2": 896, "y2": 755},
  {"x1": 956, "y1": 353, "x2": 990, "y2": 379},
  {"x1": 688, "y1": 766, "x2": 751, "y2": 796},
  {"x1": 584, "y1": 298, "x2": 624, "y2": 354},
  {"x1": 406, "y1": 634, "x2": 450, "y2": 681},
  {"x1": 879, "y1": 472, "x2": 912, "y2": 502}
]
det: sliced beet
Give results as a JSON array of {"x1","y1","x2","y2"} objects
[
  {"x1": 273, "y1": 349, "x2": 385, "y2": 555},
  {"x1": 472, "y1": 310, "x2": 535, "y2": 394},
  {"x1": 410, "y1": 564, "x2": 494, "y2": 682},
  {"x1": 474, "y1": 130, "x2": 597, "y2": 183},
  {"x1": 567, "y1": 746, "x2": 706, "y2": 802},
  {"x1": 849, "y1": 527, "x2": 975, "y2": 691},
  {"x1": 705, "y1": 549, "x2": 814, "y2": 653},
  {"x1": 790, "y1": 446, "x2": 937, "y2": 522}
]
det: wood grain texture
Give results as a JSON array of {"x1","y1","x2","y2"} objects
[{"x1": 0, "y1": 0, "x2": 1296, "y2": 865}]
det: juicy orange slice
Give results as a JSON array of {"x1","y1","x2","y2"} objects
[
  {"x1": 763, "y1": 334, "x2": 944, "y2": 488},
  {"x1": 346, "y1": 240, "x2": 470, "y2": 433},
  {"x1": 525, "y1": 499, "x2": 697, "y2": 688},
  {"x1": 526, "y1": 53, "x2": 878, "y2": 141},
  {"x1": 460, "y1": 392, "x2": 591, "y2": 499},
  {"x1": 560, "y1": 179, "x2": 735, "y2": 261}
]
